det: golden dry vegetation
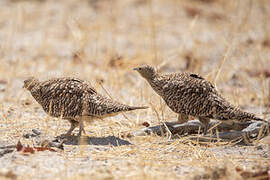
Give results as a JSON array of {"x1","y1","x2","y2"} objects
[{"x1": 0, "y1": 0, "x2": 270, "y2": 179}]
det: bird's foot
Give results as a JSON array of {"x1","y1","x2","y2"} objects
[
  {"x1": 77, "y1": 129, "x2": 86, "y2": 137},
  {"x1": 203, "y1": 124, "x2": 209, "y2": 135},
  {"x1": 203, "y1": 129, "x2": 207, "y2": 135}
]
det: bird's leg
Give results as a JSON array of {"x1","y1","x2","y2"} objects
[
  {"x1": 199, "y1": 117, "x2": 210, "y2": 135},
  {"x1": 65, "y1": 120, "x2": 79, "y2": 136},
  {"x1": 178, "y1": 114, "x2": 189, "y2": 124},
  {"x1": 78, "y1": 118, "x2": 86, "y2": 137},
  {"x1": 78, "y1": 100, "x2": 89, "y2": 137}
]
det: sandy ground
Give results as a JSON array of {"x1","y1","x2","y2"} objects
[{"x1": 0, "y1": 0, "x2": 270, "y2": 179}]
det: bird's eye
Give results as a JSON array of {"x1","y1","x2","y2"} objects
[{"x1": 138, "y1": 68, "x2": 142, "y2": 70}]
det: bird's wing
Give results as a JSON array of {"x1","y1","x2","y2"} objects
[
  {"x1": 161, "y1": 73, "x2": 223, "y2": 117},
  {"x1": 38, "y1": 78, "x2": 96, "y2": 118},
  {"x1": 161, "y1": 73, "x2": 262, "y2": 121}
]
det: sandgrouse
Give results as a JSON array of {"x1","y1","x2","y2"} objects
[
  {"x1": 23, "y1": 77, "x2": 148, "y2": 136},
  {"x1": 134, "y1": 64, "x2": 265, "y2": 134}
]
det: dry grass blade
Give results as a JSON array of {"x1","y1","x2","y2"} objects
[{"x1": 213, "y1": 46, "x2": 231, "y2": 87}]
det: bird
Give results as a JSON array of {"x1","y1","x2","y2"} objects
[
  {"x1": 23, "y1": 77, "x2": 148, "y2": 137},
  {"x1": 133, "y1": 64, "x2": 266, "y2": 135}
]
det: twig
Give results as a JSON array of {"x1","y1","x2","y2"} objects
[{"x1": 131, "y1": 120, "x2": 270, "y2": 145}]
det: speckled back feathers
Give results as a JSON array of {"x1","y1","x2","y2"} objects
[
  {"x1": 134, "y1": 65, "x2": 263, "y2": 122},
  {"x1": 24, "y1": 77, "x2": 147, "y2": 120}
]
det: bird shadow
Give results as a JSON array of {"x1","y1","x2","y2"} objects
[{"x1": 55, "y1": 135, "x2": 132, "y2": 146}]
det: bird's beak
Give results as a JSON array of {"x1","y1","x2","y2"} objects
[{"x1": 133, "y1": 67, "x2": 138, "y2": 71}]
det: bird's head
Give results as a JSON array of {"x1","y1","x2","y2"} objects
[
  {"x1": 23, "y1": 77, "x2": 39, "y2": 90},
  {"x1": 133, "y1": 65, "x2": 157, "y2": 79}
]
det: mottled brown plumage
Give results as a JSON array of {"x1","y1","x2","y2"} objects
[
  {"x1": 134, "y1": 65, "x2": 265, "y2": 134},
  {"x1": 23, "y1": 77, "x2": 148, "y2": 136}
]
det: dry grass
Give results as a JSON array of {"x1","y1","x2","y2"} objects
[{"x1": 0, "y1": 0, "x2": 270, "y2": 179}]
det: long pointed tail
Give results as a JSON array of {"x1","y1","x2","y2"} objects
[
  {"x1": 104, "y1": 105, "x2": 148, "y2": 115},
  {"x1": 229, "y1": 108, "x2": 268, "y2": 123},
  {"x1": 126, "y1": 106, "x2": 149, "y2": 111},
  {"x1": 250, "y1": 116, "x2": 268, "y2": 123}
]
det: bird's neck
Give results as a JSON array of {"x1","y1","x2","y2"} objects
[
  {"x1": 146, "y1": 74, "x2": 165, "y2": 96},
  {"x1": 30, "y1": 85, "x2": 42, "y2": 102}
]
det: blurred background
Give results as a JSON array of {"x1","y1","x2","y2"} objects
[{"x1": 0, "y1": 0, "x2": 270, "y2": 127}]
